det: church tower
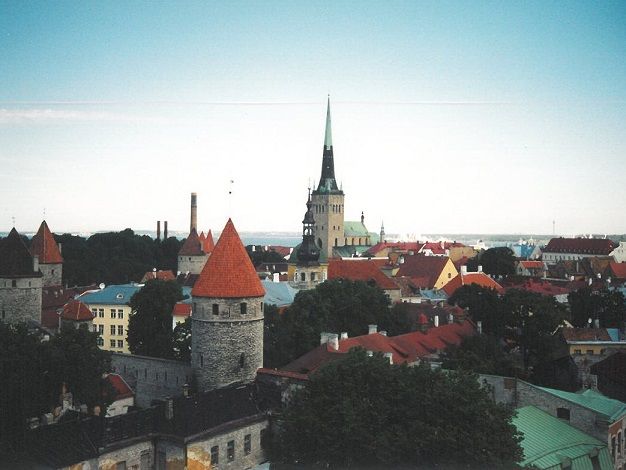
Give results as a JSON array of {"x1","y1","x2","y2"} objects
[
  {"x1": 191, "y1": 219, "x2": 265, "y2": 391},
  {"x1": 30, "y1": 220, "x2": 63, "y2": 287},
  {"x1": 291, "y1": 190, "x2": 326, "y2": 289},
  {"x1": 311, "y1": 97, "x2": 345, "y2": 260}
]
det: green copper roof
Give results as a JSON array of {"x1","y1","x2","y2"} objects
[
  {"x1": 324, "y1": 96, "x2": 332, "y2": 149},
  {"x1": 513, "y1": 406, "x2": 612, "y2": 470},
  {"x1": 344, "y1": 221, "x2": 369, "y2": 237},
  {"x1": 536, "y1": 386, "x2": 626, "y2": 422}
]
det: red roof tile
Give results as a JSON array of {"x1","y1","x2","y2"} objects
[
  {"x1": 442, "y1": 272, "x2": 504, "y2": 296},
  {"x1": 60, "y1": 299, "x2": 94, "y2": 321},
  {"x1": 105, "y1": 373, "x2": 134, "y2": 400},
  {"x1": 396, "y1": 255, "x2": 452, "y2": 288},
  {"x1": 610, "y1": 262, "x2": 626, "y2": 280},
  {"x1": 562, "y1": 328, "x2": 611, "y2": 342},
  {"x1": 327, "y1": 259, "x2": 400, "y2": 291},
  {"x1": 544, "y1": 237, "x2": 616, "y2": 255},
  {"x1": 141, "y1": 270, "x2": 176, "y2": 283},
  {"x1": 30, "y1": 221, "x2": 63, "y2": 264},
  {"x1": 172, "y1": 303, "x2": 192, "y2": 317},
  {"x1": 366, "y1": 241, "x2": 425, "y2": 256},
  {"x1": 192, "y1": 219, "x2": 265, "y2": 298},
  {"x1": 178, "y1": 228, "x2": 205, "y2": 256},
  {"x1": 203, "y1": 230, "x2": 215, "y2": 253},
  {"x1": 503, "y1": 279, "x2": 571, "y2": 296}
]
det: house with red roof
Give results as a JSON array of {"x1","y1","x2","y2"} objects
[
  {"x1": 328, "y1": 259, "x2": 401, "y2": 302},
  {"x1": 29, "y1": 220, "x2": 63, "y2": 287},
  {"x1": 608, "y1": 262, "x2": 626, "y2": 284},
  {"x1": 59, "y1": 299, "x2": 94, "y2": 330},
  {"x1": 172, "y1": 302, "x2": 192, "y2": 327},
  {"x1": 543, "y1": 237, "x2": 617, "y2": 265},
  {"x1": 140, "y1": 269, "x2": 176, "y2": 283},
  {"x1": 515, "y1": 260, "x2": 547, "y2": 277},
  {"x1": 503, "y1": 279, "x2": 572, "y2": 303},
  {"x1": 365, "y1": 241, "x2": 424, "y2": 258},
  {"x1": 104, "y1": 373, "x2": 135, "y2": 417},
  {"x1": 441, "y1": 267, "x2": 504, "y2": 296},
  {"x1": 395, "y1": 255, "x2": 458, "y2": 290}
]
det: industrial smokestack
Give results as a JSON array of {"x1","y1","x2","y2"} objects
[
  {"x1": 157, "y1": 221, "x2": 161, "y2": 241},
  {"x1": 190, "y1": 192, "x2": 198, "y2": 233},
  {"x1": 164, "y1": 221, "x2": 168, "y2": 239}
]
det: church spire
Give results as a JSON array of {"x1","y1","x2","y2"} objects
[{"x1": 315, "y1": 96, "x2": 341, "y2": 194}]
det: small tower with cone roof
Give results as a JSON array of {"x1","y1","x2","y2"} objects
[
  {"x1": 311, "y1": 96, "x2": 345, "y2": 260},
  {"x1": 191, "y1": 219, "x2": 265, "y2": 391},
  {"x1": 177, "y1": 228, "x2": 210, "y2": 275},
  {"x1": 30, "y1": 220, "x2": 63, "y2": 287}
]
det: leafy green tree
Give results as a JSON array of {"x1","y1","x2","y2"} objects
[
  {"x1": 442, "y1": 334, "x2": 517, "y2": 377},
  {"x1": 245, "y1": 245, "x2": 286, "y2": 266},
  {"x1": 263, "y1": 279, "x2": 397, "y2": 368},
  {"x1": 173, "y1": 317, "x2": 192, "y2": 361},
  {"x1": 275, "y1": 349, "x2": 522, "y2": 468},
  {"x1": 448, "y1": 284, "x2": 504, "y2": 336},
  {"x1": 568, "y1": 287, "x2": 626, "y2": 328},
  {"x1": 467, "y1": 246, "x2": 516, "y2": 277},
  {"x1": 128, "y1": 279, "x2": 183, "y2": 358}
]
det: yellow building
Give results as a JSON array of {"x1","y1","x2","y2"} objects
[{"x1": 79, "y1": 284, "x2": 140, "y2": 354}]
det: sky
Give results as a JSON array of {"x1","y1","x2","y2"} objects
[{"x1": 1, "y1": 1, "x2": 625, "y2": 237}]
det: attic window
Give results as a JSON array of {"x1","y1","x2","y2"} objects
[
  {"x1": 116, "y1": 293, "x2": 123, "y2": 299},
  {"x1": 557, "y1": 407, "x2": 570, "y2": 421}
]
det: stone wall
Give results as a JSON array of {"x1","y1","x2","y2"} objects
[
  {"x1": 111, "y1": 353, "x2": 192, "y2": 408},
  {"x1": 311, "y1": 192, "x2": 345, "y2": 259},
  {"x1": 191, "y1": 296, "x2": 264, "y2": 391},
  {"x1": 0, "y1": 276, "x2": 42, "y2": 324},
  {"x1": 39, "y1": 262, "x2": 62, "y2": 287},
  {"x1": 63, "y1": 440, "x2": 154, "y2": 470},
  {"x1": 178, "y1": 254, "x2": 208, "y2": 275}
]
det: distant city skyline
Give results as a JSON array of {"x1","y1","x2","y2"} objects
[{"x1": 2, "y1": 1, "x2": 625, "y2": 235}]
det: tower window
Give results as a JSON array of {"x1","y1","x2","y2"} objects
[
  {"x1": 211, "y1": 446, "x2": 219, "y2": 465},
  {"x1": 300, "y1": 272, "x2": 306, "y2": 282},
  {"x1": 240, "y1": 302, "x2": 247, "y2": 315},
  {"x1": 227, "y1": 440, "x2": 235, "y2": 461},
  {"x1": 335, "y1": 238, "x2": 338, "y2": 246},
  {"x1": 212, "y1": 304, "x2": 219, "y2": 315},
  {"x1": 240, "y1": 353, "x2": 245, "y2": 368},
  {"x1": 244, "y1": 434, "x2": 252, "y2": 454},
  {"x1": 12, "y1": 280, "x2": 16, "y2": 288},
  {"x1": 199, "y1": 354, "x2": 204, "y2": 367}
]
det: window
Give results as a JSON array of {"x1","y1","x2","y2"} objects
[
  {"x1": 587, "y1": 350, "x2": 594, "y2": 355},
  {"x1": 92, "y1": 308, "x2": 97, "y2": 316},
  {"x1": 244, "y1": 434, "x2": 251, "y2": 454},
  {"x1": 111, "y1": 325, "x2": 116, "y2": 335},
  {"x1": 93, "y1": 324, "x2": 98, "y2": 332},
  {"x1": 212, "y1": 304, "x2": 219, "y2": 315},
  {"x1": 117, "y1": 340, "x2": 124, "y2": 348},
  {"x1": 557, "y1": 407, "x2": 570, "y2": 421},
  {"x1": 612, "y1": 436, "x2": 616, "y2": 460},
  {"x1": 11, "y1": 280, "x2": 16, "y2": 287},
  {"x1": 240, "y1": 302, "x2": 247, "y2": 315},
  {"x1": 118, "y1": 325, "x2": 124, "y2": 336},
  {"x1": 210, "y1": 446, "x2": 219, "y2": 465},
  {"x1": 311, "y1": 272, "x2": 316, "y2": 281},
  {"x1": 98, "y1": 309, "x2": 104, "y2": 318},
  {"x1": 118, "y1": 309, "x2": 124, "y2": 319},
  {"x1": 97, "y1": 337, "x2": 104, "y2": 346},
  {"x1": 227, "y1": 440, "x2": 235, "y2": 461},
  {"x1": 98, "y1": 325, "x2": 104, "y2": 335},
  {"x1": 110, "y1": 340, "x2": 116, "y2": 348},
  {"x1": 261, "y1": 303, "x2": 264, "y2": 312},
  {"x1": 116, "y1": 462, "x2": 126, "y2": 470},
  {"x1": 574, "y1": 349, "x2": 581, "y2": 355},
  {"x1": 111, "y1": 309, "x2": 116, "y2": 318},
  {"x1": 300, "y1": 272, "x2": 306, "y2": 282},
  {"x1": 260, "y1": 428, "x2": 268, "y2": 449},
  {"x1": 619, "y1": 431, "x2": 622, "y2": 455}
]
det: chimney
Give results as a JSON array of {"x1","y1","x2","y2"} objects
[
  {"x1": 33, "y1": 255, "x2": 39, "y2": 273},
  {"x1": 379, "y1": 330, "x2": 387, "y2": 336},
  {"x1": 478, "y1": 265, "x2": 483, "y2": 273},
  {"x1": 164, "y1": 221, "x2": 168, "y2": 239},
  {"x1": 447, "y1": 313, "x2": 454, "y2": 324},
  {"x1": 383, "y1": 352, "x2": 393, "y2": 364},
  {"x1": 327, "y1": 334, "x2": 339, "y2": 350},
  {"x1": 367, "y1": 350, "x2": 373, "y2": 357},
  {"x1": 461, "y1": 265, "x2": 467, "y2": 275},
  {"x1": 190, "y1": 192, "x2": 198, "y2": 233},
  {"x1": 434, "y1": 315, "x2": 439, "y2": 328},
  {"x1": 368, "y1": 324, "x2": 378, "y2": 335},
  {"x1": 594, "y1": 318, "x2": 600, "y2": 329},
  {"x1": 340, "y1": 332, "x2": 348, "y2": 340},
  {"x1": 156, "y1": 221, "x2": 161, "y2": 241},
  {"x1": 58, "y1": 243, "x2": 62, "y2": 254},
  {"x1": 440, "y1": 240, "x2": 444, "y2": 249},
  {"x1": 477, "y1": 321, "x2": 483, "y2": 334},
  {"x1": 320, "y1": 332, "x2": 330, "y2": 345},
  {"x1": 272, "y1": 273, "x2": 280, "y2": 282}
]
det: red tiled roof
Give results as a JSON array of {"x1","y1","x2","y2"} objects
[
  {"x1": 268, "y1": 246, "x2": 292, "y2": 258},
  {"x1": 420, "y1": 241, "x2": 465, "y2": 255},
  {"x1": 257, "y1": 368, "x2": 309, "y2": 381},
  {"x1": 562, "y1": 328, "x2": 611, "y2": 342},
  {"x1": 141, "y1": 270, "x2": 175, "y2": 283},
  {"x1": 60, "y1": 299, "x2": 94, "y2": 321},
  {"x1": 396, "y1": 255, "x2": 452, "y2": 288},
  {"x1": 520, "y1": 261, "x2": 544, "y2": 269},
  {"x1": 105, "y1": 373, "x2": 134, "y2": 400},
  {"x1": 610, "y1": 262, "x2": 626, "y2": 280},
  {"x1": 366, "y1": 241, "x2": 425, "y2": 256},
  {"x1": 328, "y1": 259, "x2": 400, "y2": 291},
  {"x1": 192, "y1": 219, "x2": 265, "y2": 298},
  {"x1": 30, "y1": 220, "x2": 63, "y2": 264},
  {"x1": 442, "y1": 272, "x2": 504, "y2": 296},
  {"x1": 543, "y1": 237, "x2": 616, "y2": 255},
  {"x1": 203, "y1": 230, "x2": 215, "y2": 253},
  {"x1": 503, "y1": 279, "x2": 571, "y2": 296},
  {"x1": 41, "y1": 285, "x2": 99, "y2": 329},
  {"x1": 172, "y1": 303, "x2": 192, "y2": 317},
  {"x1": 178, "y1": 228, "x2": 205, "y2": 256},
  {"x1": 453, "y1": 256, "x2": 471, "y2": 270}
]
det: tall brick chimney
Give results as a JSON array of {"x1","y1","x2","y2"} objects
[
  {"x1": 156, "y1": 221, "x2": 161, "y2": 241},
  {"x1": 190, "y1": 192, "x2": 197, "y2": 233},
  {"x1": 164, "y1": 221, "x2": 168, "y2": 239}
]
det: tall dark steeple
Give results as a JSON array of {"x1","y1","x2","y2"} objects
[
  {"x1": 316, "y1": 96, "x2": 341, "y2": 194},
  {"x1": 296, "y1": 189, "x2": 320, "y2": 265}
]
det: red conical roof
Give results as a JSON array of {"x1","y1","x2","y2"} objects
[
  {"x1": 60, "y1": 299, "x2": 94, "y2": 321},
  {"x1": 204, "y1": 229, "x2": 215, "y2": 253},
  {"x1": 192, "y1": 219, "x2": 264, "y2": 298},
  {"x1": 178, "y1": 228, "x2": 205, "y2": 256},
  {"x1": 30, "y1": 220, "x2": 63, "y2": 264}
]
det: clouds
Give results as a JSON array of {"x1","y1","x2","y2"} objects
[{"x1": 0, "y1": 107, "x2": 167, "y2": 125}]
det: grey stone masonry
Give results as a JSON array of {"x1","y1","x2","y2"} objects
[
  {"x1": 38, "y1": 262, "x2": 62, "y2": 287},
  {"x1": 192, "y1": 296, "x2": 264, "y2": 391},
  {"x1": 0, "y1": 276, "x2": 42, "y2": 324},
  {"x1": 111, "y1": 353, "x2": 192, "y2": 408},
  {"x1": 178, "y1": 253, "x2": 209, "y2": 275}
]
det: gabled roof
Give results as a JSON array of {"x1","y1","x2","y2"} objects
[
  {"x1": 105, "y1": 373, "x2": 134, "y2": 400},
  {"x1": 328, "y1": 259, "x2": 399, "y2": 291},
  {"x1": 192, "y1": 219, "x2": 265, "y2": 298},
  {"x1": 30, "y1": 220, "x2": 63, "y2": 264},
  {"x1": 0, "y1": 228, "x2": 41, "y2": 277},
  {"x1": 544, "y1": 237, "x2": 616, "y2": 255},
  {"x1": 536, "y1": 386, "x2": 626, "y2": 422},
  {"x1": 396, "y1": 255, "x2": 453, "y2": 288},
  {"x1": 513, "y1": 406, "x2": 612, "y2": 469},
  {"x1": 60, "y1": 300, "x2": 94, "y2": 321},
  {"x1": 561, "y1": 327, "x2": 611, "y2": 342},
  {"x1": 178, "y1": 228, "x2": 205, "y2": 256},
  {"x1": 442, "y1": 272, "x2": 504, "y2": 296},
  {"x1": 141, "y1": 270, "x2": 175, "y2": 283},
  {"x1": 172, "y1": 303, "x2": 192, "y2": 317}
]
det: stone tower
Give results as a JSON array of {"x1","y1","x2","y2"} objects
[
  {"x1": 191, "y1": 219, "x2": 265, "y2": 391},
  {"x1": 380, "y1": 221, "x2": 385, "y2": 244},
  {"x1": 0, "y1": 228, "x2": 43, "y2": 324},
  {"x1": 30, "y1": 220, "x2": 63, "y2": 287},
  {"x1": 177, "y1": 228, "x2": 209, "y2": 275},
  {"x1": 291, "y1": 190, "x2": 326, "y2": 289},
  {"x1": 311, "y1": 97, "x2": 345, "y2": 260}
]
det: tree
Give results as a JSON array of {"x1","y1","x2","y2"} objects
[
  {"x1": 128, "y1": 279, "x2": 183, "y2": 358},
  {"x1": 275, "y1": 349, "x2": 522, "y2": 468},
  {"x1": 263, "y1": 279, "x2": 398, "y2": 368},
  {"x1": 246, "y1": 245, "x2": 286, "y2": 266},
  {"x1": 467, "y1": 247, "x2": 516, "y2": 277},
  {"x1": 448, "y1": 284, "x2": 503, "y2": 336},
  {"x1": 172, "y1": 317, "x2": 192, "y2": 361},
  {"x1": 568, "y1": 287, "x2": 626, "y2": 328},
  {"x1": 442, "y1": 334, "x2": 516, "y2": 377}
]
